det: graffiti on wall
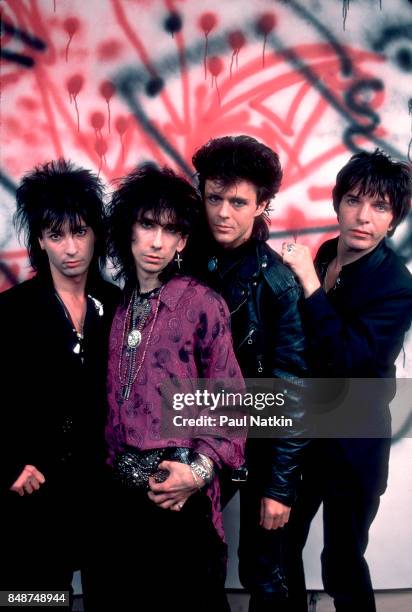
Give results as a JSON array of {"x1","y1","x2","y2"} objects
[{"x1": 1, "y1": 0, "x2": 411, "y2": 289}]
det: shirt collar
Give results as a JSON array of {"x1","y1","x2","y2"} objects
[{"x1": 316, "y1": 236, "x2": 388, "y2": 280}]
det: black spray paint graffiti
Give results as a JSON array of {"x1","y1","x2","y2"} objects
[
  {"x1": 113, "y1": 0, "x2": 410, "y2": 267},
  {"x1": 370, "y1": 19, "x2": 412, "y2": 162},
  {"x1": 341, "y1": 0, "x2": 384, "y2": 30},
  {"x1": 112, "y1": 1, "x2": 407, "y2": 182},
  {"x1": 0, "y1": 18, "x2": 47, "y2": 67},
  {"x1": 276, "y1": 0, "x2": 409, "y2": 158},
  {"x1": 371, "y1": 22, "x2": 412, "y2": 73},
  {"x1": 0, "y1": 172, "x2": 18, "y2": 284},
  {"x1": 0, "y1": 261, "x2": 19, "y2": 288},
  {"x1": 409, "y1": 98, "x2": 412, "y2": 162},
  {"x1": 1, "y1": 2, "x2": 410, "y2": 257},
  {"x1": 2, "y1": 1, "x2": 409, "y2": 251},
  {"x1": 0, "y1": 170, "x2": 18, "y2": 197},
  {"x1": 342, "y1": 0, "x2": 350, "y2": 31}
]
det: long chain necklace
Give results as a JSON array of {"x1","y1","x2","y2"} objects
[
  {"x1": 118, "y1": 286, "x2": 164, "y2": 400},
  {"x1": 323, "y1": 263, "x2": 331, "y2": 291},
  {"x1": 55, "y1": 292, "x2": 86, "y2": 360},
  {"x1": 323, "y1": 258, "x2": 340, "y2": 292},
  {"x1": 55, "y1": 292, "x2": 104, "y2": 363}
]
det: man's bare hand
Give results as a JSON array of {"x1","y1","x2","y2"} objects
[
  {"x1": 147, "y1": 460, "x2": 203, "y2": 511},
  {"x1": 10, "y1": 465, "x2": 46, "y2": 496},
  {"x1": 259, "y1": 497, "x2": 291, "y2": 530}
]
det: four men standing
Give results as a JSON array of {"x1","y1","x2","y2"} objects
[{"x1": 1, "y1": 144, "x2": 411, "y2": 612}]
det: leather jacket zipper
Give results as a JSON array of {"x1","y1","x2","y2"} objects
[
  {"x1": 237, "y1": 327, "x2": 256, "y2": 350},
  {"x1": 230, "y1": 296, "x2": 247, "y2": 316}
]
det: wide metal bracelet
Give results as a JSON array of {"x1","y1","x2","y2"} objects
[{"x1": 190, "y1": 453, "x2": 214, "y2": 484}]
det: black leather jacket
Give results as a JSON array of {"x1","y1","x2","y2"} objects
[{"x1": 195, "y1": 239, "x2": 309, "y2": 506}]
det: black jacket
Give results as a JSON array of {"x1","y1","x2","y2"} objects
[
  {"x1": 194, "y1": 239, "x2": 309, "y2": 506},
  {"x1": 0, "y1": 271, "x2": 120, "y2": 495},
  {"x1": 304, "y1": 237, "x2": 412, "y2": 495}
]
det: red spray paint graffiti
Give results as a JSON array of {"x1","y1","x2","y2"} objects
[
  {"x1": 228, "y1": 31, "x2": 246, "y2": 78},
  {"x1": 256, "y1": 13, "x2": 277, "y2": 68},
  {"x1": 66, "y1": 73, "x2": 84, "y2": 132},
  {"x1": 63, "y1": 17, "x2": 80, "y2": 62},
  {"x1": 198, "y1": 12, "x2": 218, "y2": 79},
  {"x1": 0, "y1": 0, "x2": 408, "y2": 284},
  {"x1": 99, "y1": 80, "x2": 115, "y2": 134}
]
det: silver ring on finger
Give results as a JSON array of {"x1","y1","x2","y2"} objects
[{"x1": 287, "y1": 243, "x2": 295, "y2": 253}]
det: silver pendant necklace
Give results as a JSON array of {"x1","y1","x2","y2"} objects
[
  {"x1": 119, "y1": 286, "x2": 164, "y2": 400},
  {"x1": 127, "y1": 290, "x2": 153, "y2": 348},
  {"x1": 127, "y1": 328, "x2": 142, "y2": 348}
]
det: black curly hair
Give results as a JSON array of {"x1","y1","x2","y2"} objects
[
  {"x1": 108, "y1": 163, "x2": 201, "y2": 286},
  {"x1": 192, "y1": 135, "x2": 283, "y2": 241}
]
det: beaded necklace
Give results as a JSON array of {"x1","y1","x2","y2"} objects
[{"x1": 119, "y1": 286, "x2": 164, "y2": 400}]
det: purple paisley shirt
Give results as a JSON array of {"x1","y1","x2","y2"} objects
[{"x1": 106, "y1": 275, "x2": 245, "y2": 539}]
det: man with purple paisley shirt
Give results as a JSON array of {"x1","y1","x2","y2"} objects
[{"x1": 101, "y1": 165, "x2": 245, "y2": 612}]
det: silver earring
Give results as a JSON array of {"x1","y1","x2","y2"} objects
[{"x1": 175, "y1": 252, "x2": 183, "y2": 270}]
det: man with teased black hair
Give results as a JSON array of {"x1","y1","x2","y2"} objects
[
  {"x1": 0, "y1": 159, "x2": 119, "y2": 608},
  {"x1": 101, "y1": 163, "x2": 245, "y2": 612}
]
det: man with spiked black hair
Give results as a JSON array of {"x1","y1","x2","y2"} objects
[{"x1": 0, "y1": 159, "x2": 119, "y2": 608}]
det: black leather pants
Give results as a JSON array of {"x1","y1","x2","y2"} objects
[{"x1": 238, "y1": 484, "x2": 290, "y2": 612}]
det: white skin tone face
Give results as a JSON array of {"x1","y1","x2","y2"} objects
[
  {"x1": 281, "y1": 189, "x2": 395, "y2": 298},
  {"x1": 131, "y1": 211, "x2": 187, "y2": 292},
  {"x1": 336, "y1": 190, "x2": 393, "y2": 257},
  {"x1": 38, "y1": 218, "x2": 96, "y2": 289},
  {"x1": 204, "y1": 179, "x2": 267, "y2": 250}
]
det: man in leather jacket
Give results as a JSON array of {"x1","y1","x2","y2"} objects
[
  {"x1": 282, "y1": 150, "x2": 412, "y2": 611},
  {"x1": 190, "y1": 135, "x2": 309, "y2": 611}
]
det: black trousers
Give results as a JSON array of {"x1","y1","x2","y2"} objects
[
  {"x1": 1, "y1": 471, "x2": 107, "y2": 612},
  {"x1": 238, "y1": 484, "x2": 289, "y2": 612},
  {"x1": 1, "y1": 488, "x2": 80, "y2": 611},
  {"x1": 83, "y1": 478, "x2": 230, "y2": 612},
  {"x1": 285, "y1": 450, "x2": 381, "y2": 612}
]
